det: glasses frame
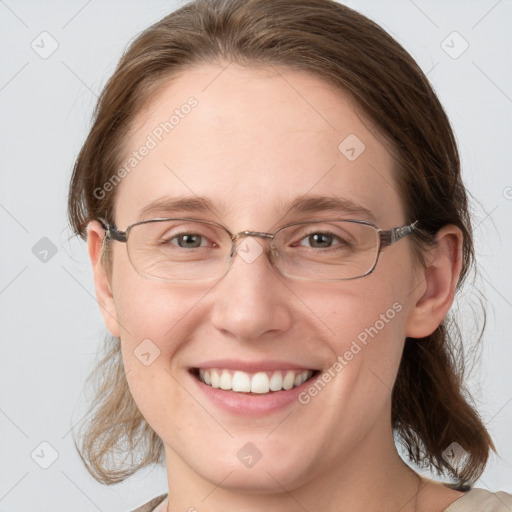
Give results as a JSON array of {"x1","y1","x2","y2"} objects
[{"x1": 99, "y1": 217, "x2": 419, "y2": 282}]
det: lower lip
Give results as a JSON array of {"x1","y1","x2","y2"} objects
[{"x1": 189, "y1": 371, "x2": 319, "y2": 416}]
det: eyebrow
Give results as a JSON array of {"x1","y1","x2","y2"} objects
[
  {"x1": 138, "y1": 196, "x2": 223, "y2": 219},
  {"x1": 282, "y1": 194, "x2": 376, "y2": 223},
  {"x1": 137, "y1": 194, "x2": 376, "y2": 223}
]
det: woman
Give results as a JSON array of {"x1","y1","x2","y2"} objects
[{"x1": 67, "y1": 0, "x2": 512, "y2": 510}]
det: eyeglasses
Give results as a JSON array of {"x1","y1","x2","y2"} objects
[{"x1": 99, "y1": 217, "x2": 418, "y2": 282}]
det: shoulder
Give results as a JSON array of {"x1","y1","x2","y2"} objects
[
  {"x1": 444, "y1": 488, "x2": 512, "y2": 511},
  {"x1": 129, "y1": 493, "x2": 168, "y2": 512}
]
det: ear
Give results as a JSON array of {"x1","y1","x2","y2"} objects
[
  {"x1": 405, "y1": 224, "x2": 463, "y2": 338},
  {"x1": 87, "y1": 220, "x2": 121, "y2": 338}
]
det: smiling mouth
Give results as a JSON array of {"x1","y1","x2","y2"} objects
[{"x1": 191, "y1": 368, "x2": 320, "y2": 394}]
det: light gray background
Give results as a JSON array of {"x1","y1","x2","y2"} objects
[{"x1": 1, "y1": 0, "x2": 511, "y2": 510}]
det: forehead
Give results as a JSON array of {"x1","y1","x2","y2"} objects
[{"x1": 113, "y1": 63, "x2": 404, "y2": 230}]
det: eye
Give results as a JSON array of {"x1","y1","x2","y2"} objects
[
  {"x1": 163, "y1": 232, "x2": 215, "y2": 249},
  {"x1": 151, "y1": 222, "x2": 222, "y2": 249},
  {"x1": 298, "y1": 231, "x2": 350, "y2": 249},
  {"x1": 166, "y1": 233, "x2": 206, "y2": 249},
  {"x1": 300, "y1": 232, "x2": 335, "y2": 249}
]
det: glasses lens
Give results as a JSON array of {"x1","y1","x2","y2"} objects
[
  {"x1": 273, "y1": 220, "x2": 379, "y2": 280},
  {"x1": 125, "y1": 219, "x2": 379, "y2": 282},
  {"x1": 127, "y1": 219, "x2": 231, "y2": 281}
]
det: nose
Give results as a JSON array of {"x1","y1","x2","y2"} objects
[{"x1": 209, "y1": 237, "x2": 293, "y2": 342}]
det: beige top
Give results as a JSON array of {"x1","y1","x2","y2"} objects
[{"x1": 130, "y1": 489, "x2": 512, "y2": 512}]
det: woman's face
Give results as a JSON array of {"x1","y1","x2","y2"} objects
[{"x1": 90, "y1": 63, "x2": 429, "y2": 492}]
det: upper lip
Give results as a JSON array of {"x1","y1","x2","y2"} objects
[{"x1": 191, "y1": 359, "x2": 320, "y2": 372}]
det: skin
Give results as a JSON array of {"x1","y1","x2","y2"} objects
[{"x1": 88, "y1": 63, "x2": 466, "y2": 511}]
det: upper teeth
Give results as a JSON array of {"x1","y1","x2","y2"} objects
[{"x1": 198, "y1": 369, "x2": 313, "y2": 394}]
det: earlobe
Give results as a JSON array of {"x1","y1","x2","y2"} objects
[
  {"x1": 87, "y1": 220, "x2": 121, "y2": 338},
  {"x1": 405, "y1": 225, "x2": 463, "y2": 339}
]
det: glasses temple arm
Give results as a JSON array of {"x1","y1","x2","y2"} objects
[
  {"x1": 98, "y1": 218, "x2": 127, "y2": 242},
  {"x1": 379, "y1": 220, "x2": 418, "y2": 247}
]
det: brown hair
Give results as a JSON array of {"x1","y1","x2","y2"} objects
[{"x1": 68, "y1": 0, "x2": 494, "y2": 485}]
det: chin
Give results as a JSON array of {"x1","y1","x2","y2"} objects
[
  {"x1": 202, "y1": 462, "x2": 309, "y2": 495},
  {"x1": 185, "y1": 439, "x2": 314, "y2": 495}
]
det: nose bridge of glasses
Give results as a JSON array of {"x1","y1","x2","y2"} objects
[
  {"x1": 235, "y1": 230, "x2": 275, "y2": 241},
  {"x1": 229, "y1": 230, "x2": 276, "y2": 258}
]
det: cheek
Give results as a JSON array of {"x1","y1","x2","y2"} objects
[
  {"x1": 110, "y1": 246, "x2": 204, "y2": 344},
  {"x1": 114, "y1": 281, "x2": 209, "y2": 356},
  {"x1": 304, "y1": 275, "x2": 410, "y2": 390},
  {"x1": 109, "y1": 260, "x2": 214, "y2": 410},
  {"x1": 113, "y1": 282, "x2": 208, "y2": 437}
]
